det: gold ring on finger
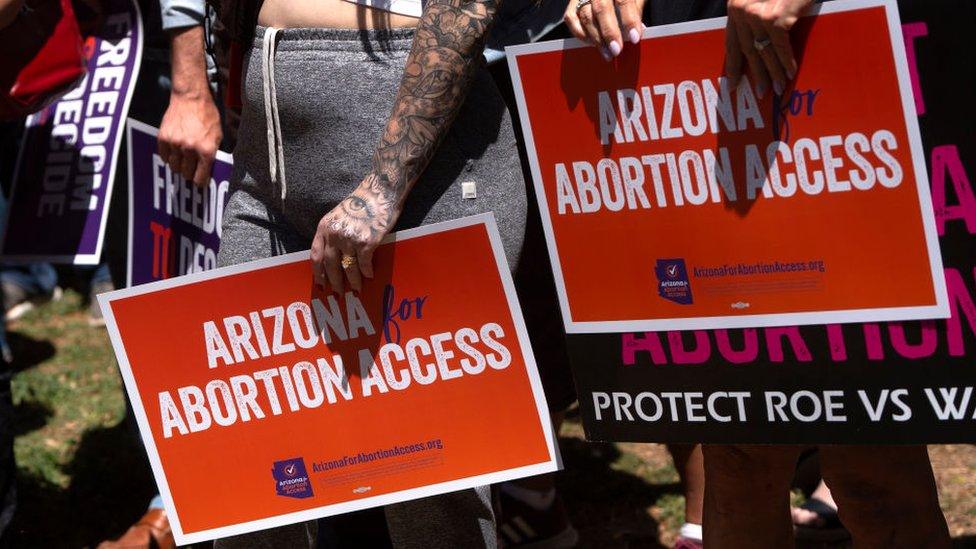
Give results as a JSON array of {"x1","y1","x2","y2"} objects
[
  {"x1": 341, "y1": 255, "x2": 356, "y2": 269},
  {"x1": 753, "y1": 37, "x2": 772, "y2": 52}
]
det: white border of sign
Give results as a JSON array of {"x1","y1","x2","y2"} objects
[
  {"x1": 124, "y1": 118, "x2": 234, "y2": 288},
  {"x1": 0, "y1": 0, "x2": 144, "y2": 265},
  {"x1": 98, "y1": 212, "x2": 562, "y2": 544},
  {"x1": 505, "y1": 0, "x2": 949, "y2": 334}
]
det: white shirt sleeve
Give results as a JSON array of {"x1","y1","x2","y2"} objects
[{"x1": 160, "y1": 0, "x2": 206, "y2": 30}]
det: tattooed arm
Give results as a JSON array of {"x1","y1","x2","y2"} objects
[{"x1": 311, "y1": 0, "x2": 500, "y2": 292}]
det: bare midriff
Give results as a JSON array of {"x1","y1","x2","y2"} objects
[{"x1": 258, "y1": 0, "x2": 421, "y2": 29}]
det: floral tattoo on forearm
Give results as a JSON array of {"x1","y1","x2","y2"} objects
[{"x1": 326, "y1": 0, "x2": 499, "y2": 243}]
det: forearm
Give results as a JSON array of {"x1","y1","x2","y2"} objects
[
  {"x1": 311, "y1": 0, "x2": 501, "y2": 290},
  {"x1": 168, "y1": 25, "x2": 210, "y2": 100},
  {"x1": 356, "y1": 0, "x2": 500, "y2": 217},
  {"x1": 159, "y1": 23, "x2": 221, "y2": 186}
]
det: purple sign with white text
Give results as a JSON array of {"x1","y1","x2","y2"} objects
[
  {"x1": 126, "y1": 120, "x2": 231, "y2": 287},
  {"x1": 1, "y1": 0, "x2": 143, "y2": 264}
]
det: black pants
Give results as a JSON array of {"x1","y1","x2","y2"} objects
[
  {"x1": 0, "y1": 121, "x2": 22, "y2": 547},
  {"x1": 0, "y1": 365, "x2": 13, "y2": 547}
]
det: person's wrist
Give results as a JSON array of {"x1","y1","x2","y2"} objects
[
  {"x1": 170, "y1": 85, "x2": 210, "y2": 103},
  {"x1": 356, "y1": 189, "x2": 402, "y2": 219},
  {"x1": 352, "y1": 184, "x2": 402, "y2": 236},
  {"x1": 364, "y1": 173, "x2": 405, "y2": 207}
]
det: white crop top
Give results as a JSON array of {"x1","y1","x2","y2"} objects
[{"x1": 342, "y1": 0, "x2": 424, "y2": 18}]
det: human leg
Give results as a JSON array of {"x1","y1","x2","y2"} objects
[
  {"x1": 702, "y1": 444, "x2": 803, "y2": 548},
  {"x1": 0, "y1": 263, "x2": 60, "y2": 321},
  {"x1": 667, "y1": 444, "x2": 704, "y2": 526},
  {"x1": 210, "y1": 25, "x2": 530, "y2": 546},
  {"x1": 384, "y1": 485, "x2": 496, "y2": 549},
  {"x1": 819, "y1": 445, "x2": 949, "y2": 548},
  {"x1": 209, "y1": 181, "x2": 317, "y2": 549},
  {"x1": 667, "y1": 444, "x2": 704, "y2": 547},
  {"x1": 213, "y1": 523, "x2": 318, "y2": 549}
]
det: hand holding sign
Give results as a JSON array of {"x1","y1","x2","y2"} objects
[
  {"x1": 725, "y1": 0, "x2": 812, "y2": 98},
  {"x1": 564, "y1": 0, "x2": 646, "y2": 60},
  {"x1": 506, "y1": 0, "x2": 947, "y2": 332},
  {"x1": 312, "y1": 174, "x2": 402, "y2": 294},
  {"x1": 99, "y1": 214, "x2": 559, "y2": 543}
]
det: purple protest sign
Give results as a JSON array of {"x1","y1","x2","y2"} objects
[
  {"x1": 126, "y1": 120, "x2": 232, "y2": 287},
  {"x1": 0, "y1": 0, "x2": 143, "y2": 264}
]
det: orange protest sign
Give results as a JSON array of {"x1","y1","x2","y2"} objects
[
  {"x1": 99, "y1": 214, "x2": 559, "y2": 544},
  {"x1": 507, "y1": 0, "x2": 948, "y2": 333}
]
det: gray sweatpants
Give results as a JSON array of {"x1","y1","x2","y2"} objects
[{"x1": 214, "y1": 26, "x2": 529, "y2": 549}]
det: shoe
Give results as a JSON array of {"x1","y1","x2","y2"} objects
[
  {"x1": 793, "y1": 497, "x2": 851, "y2": 542},
  {"x1": 497, "y1": 485, "x2": 579, "y2": 548},
  {"x1": 88, "y1": 279, "x2": 115, "y2": 327},
  {"x1": 97, "y1": 508, "x2": 175, "y2": 549},
  {"x1": 3, "y1": 282, "x2": 62, "y2": 321},
  {"x1": 674, "y1": 536, "x2": 704, "y2": 549}
]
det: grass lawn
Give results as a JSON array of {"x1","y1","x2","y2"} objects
[{"x1": 5, "y1": 290, "x2": 976, "y2": 547}]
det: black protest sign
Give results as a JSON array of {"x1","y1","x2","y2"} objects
[{"x1": 566, "y1": 0, "x2": 976, "y2": 444}]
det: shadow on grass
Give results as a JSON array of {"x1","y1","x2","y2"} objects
[
  {"x1": 557, "y1": 436, "x2": 675, "y2": 549},
  {"x1": 955, "y1": 535, "x2": 976, "y2": 548},
  {"x1": 12, "y1": 399, "x2": 52, "y2": 437},
  {"x1": 5, "y1": 416, "x2": 671, "y2": 548},
  {"x1": 9, "y1": 418, "x2": 156, "y2": 548},
  {"x1": 6, "y1": 332, "x2": 56, "y2": 374}
]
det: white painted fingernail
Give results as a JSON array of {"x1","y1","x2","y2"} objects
[
  {"x1": 608, "y1": 40, "x2": 622, "y2": 57},
  {"x1": 629, "y1": 28, "x2": 640, "y2": 44},
  {"x1": 600, "y1": 46, "x2": 612, "y2": 61}
]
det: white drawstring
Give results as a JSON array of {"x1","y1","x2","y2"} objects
[{"x1": 262, "y1": 27, "x2": 287, "y2": 201}]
